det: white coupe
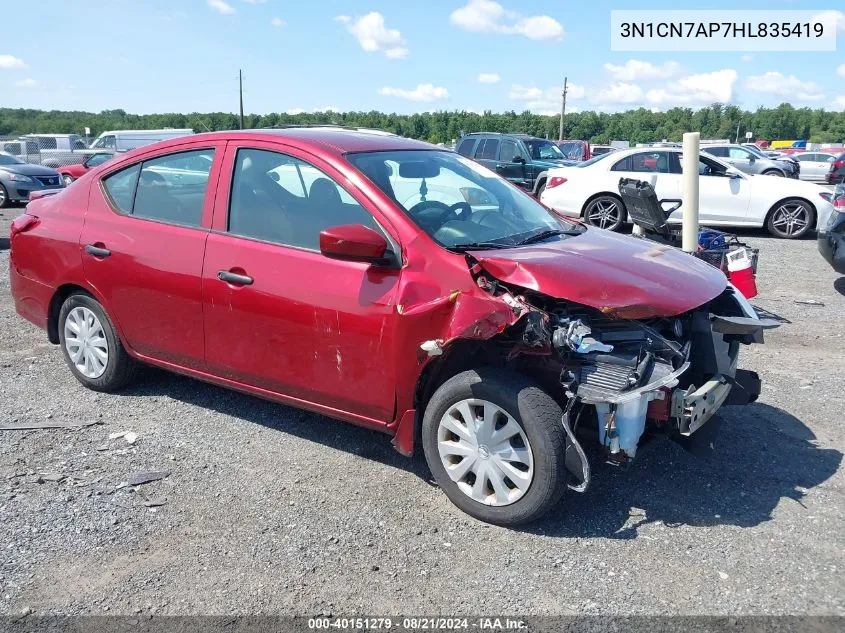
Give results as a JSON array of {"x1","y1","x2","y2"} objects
[{"x1": 539, "y1": 147, "x2": 834, "y2": 238}]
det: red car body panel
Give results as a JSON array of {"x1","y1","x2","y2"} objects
[
  {"x1": 469, "y1": 230, "x2": 727, "y2": 319},
  {"x1": 9, "y1": 128, "x2": 730, "y2": 448},
  {"x1": 58, "y1": 163, "x2": 90, "y2": 180}
]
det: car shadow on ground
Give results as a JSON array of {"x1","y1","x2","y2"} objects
[
  {"x1": 834, "y1": 276, "x2": 845, "y2": 296},
  {"x1": 0, "y1": 237, "x2": 9, "y2": 251},
  {"x1": 119, "y1": 367, "x2": 435, "y2": 481},
  {"x1": 120, "y1": 369, "x2": 840, "y2": 538},
  {"x1": 529, "y1": 402, "x2": 842, "y2": 539}
]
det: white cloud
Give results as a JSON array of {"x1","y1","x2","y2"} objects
[
  {"x1": 741, "y1": 54, "x2": 753, "y2": 62},
  {"x1": 339, "y1": 12, "x2": 408, "y2": 59},
  {"x1": 603, "y1": 60, "x2": 680, "y2": 81},
  {"x1": 812, "y1": 10, "x2": 845, "y2": 34},
  {"x1": 477, "y1": 72, "x2": 501, "y2": 84},
  {"x1": 646, "y1": 69, "x2": 737, "y2": 105},
  {"x1": 450, "y1": 0, "x2": 563, "y2": 40},
  {"x1": 271, "y1": 17, "x2": 285, "y2": 27},
  {"x1": 314, "y1": 106, "x2": 340, "y2": 112},
  {"x1": 207, "y1": 0, "x2": 235, "y2": 15},
  {"x1": 285, "y1": 108, "x2": 306, "y2": 115},
  {"x1": 378, "y1": 84, "x2": 449, "y2": 102},
  {"x1": 14, "y1": 78, "x2": 36, "y2": 88},
  {"x1": 509, "y1": 82, "x2": 585, "y2": 112},
  {"x1": 838, "y1": 64, "x2": 845, "y2": 79},
  {"x1": 243, "y1": 0, "x2": 266, "y2": 3},
  {"x1": 592, "y1": 82, "x2": 644, "y2": 105},
  {"x1": 745, "y1": 71, "x2": 825, "y2": 101},
  {"x1": 835, "y1": 96, "x2": 845, "y2": 110},
  {"x1": 0, "y1": 55, "x2": 26, "y2": 69}
]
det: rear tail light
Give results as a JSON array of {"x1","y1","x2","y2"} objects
[
  {"x1": 834, "y1": 196, "x2": 845, "y2": 209},
  {"x1": 10, "y1": 214, "x2": 39, "y2": 240},
  {"x1": 547, "y1": 176, "x2": 568, "y2": 189},
  {"x1": 832, "y1": 160, "x2": 844, "y2": 171}
]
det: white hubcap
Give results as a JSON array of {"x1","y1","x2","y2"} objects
[
  {"x1": 64, "y1": 306, "x2": 108, "y2": 378},
  {"x1": 437, "y1": 399, "x2": 534, "y2": 506}
]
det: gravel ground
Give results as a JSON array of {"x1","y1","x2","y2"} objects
[{"x1": 0, "y1": 203, "x2": 843, "y2": 617}]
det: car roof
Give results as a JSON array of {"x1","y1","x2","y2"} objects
[
  {"x1": 462, "y1": 132, "x2": 546, "y2": 141},
  {"x1": 143, "y1": 127, "x2": 437, "y2": 157}
]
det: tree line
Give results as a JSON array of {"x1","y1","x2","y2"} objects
[{"x1": 2, "y1": 103, "x2": 844, "y2": 145}]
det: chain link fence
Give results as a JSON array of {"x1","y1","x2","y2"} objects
[{"x1": 0, "y1": 134, "x2": 98, "y2": 168}]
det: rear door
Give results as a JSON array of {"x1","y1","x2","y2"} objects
[
  {"x1": 79, "y1": 141, "x2": 225, "y2": 368},
  {"x1": 201, "y1": 141, "x2": 400, "y2": 422}
]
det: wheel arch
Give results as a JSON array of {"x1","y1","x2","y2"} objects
[
  {"x1": 532, "y1": 170, "x2": 549, "y2": 195},
  {"x1": 47, "y1": 282, "x2": 126, "y2": 346}
]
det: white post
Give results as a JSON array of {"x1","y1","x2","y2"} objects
[{"x1": 682, "y1": 132, "x2": 700, "y2": 253}]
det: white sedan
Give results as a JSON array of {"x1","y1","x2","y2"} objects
[{"x1": 540, "y1": 147, "x2": 834, "y2": 239}]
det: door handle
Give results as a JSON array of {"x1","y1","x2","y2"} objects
[
  {"x1": 217, "y1": 270, "x2": 253, "y2": 286},
  {"x1": 84, "y1": 244, "x2": 111, "y2": 258}
]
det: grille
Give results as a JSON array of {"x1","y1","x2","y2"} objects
[{"x1": 35, "y1": 176, "x2": 60, "y2": 187}]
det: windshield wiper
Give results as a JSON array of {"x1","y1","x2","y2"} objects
[
  {"x1": 516, "y1": 228, "x2": 581, "y2": 245},
  {"x1": 447, "y1": 242, "x2": 511, "y2": 252}
]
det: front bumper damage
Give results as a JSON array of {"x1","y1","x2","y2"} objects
[{"x1": 421, "y1": 261, "x2": 778, "y2": 492}]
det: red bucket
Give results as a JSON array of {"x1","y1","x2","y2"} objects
[{"x1": 726, "y1": 248, "x2": 758, "y2": 299}]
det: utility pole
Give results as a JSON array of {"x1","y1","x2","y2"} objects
[
  {"x1": 735, "y1": 122, "x2": 740, "y2": 144},
  {"x1": 559, "y1": 77, "x2": 568, "y2": 141},
  {"x1": 239, "y1": 69, "x2": 245, "y2": 130}
]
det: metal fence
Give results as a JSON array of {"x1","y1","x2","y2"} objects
[{"x1": 0, "y1": 134, "x2": 97, "y2": 168}]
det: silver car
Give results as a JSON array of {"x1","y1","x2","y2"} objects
[
  {"x1": 794, "y1": 152, "x2": 838, "y2": 182},
  {"x1": 702, "y1": 144, "x2": 794, "y2": 178}
]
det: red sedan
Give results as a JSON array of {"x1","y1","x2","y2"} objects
[
  {"x1": 9, "y1": 128, "x2": 770, "y2": 525},
  {"x1": 57, "y1": 152, "x2": 115, "y2": 186}
]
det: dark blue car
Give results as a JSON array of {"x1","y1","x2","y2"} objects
[{"x1": 0, "y1": 153, "x2": 64, "y2": 208}]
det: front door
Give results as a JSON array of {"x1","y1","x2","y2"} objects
[
  {"x1": 79, "y1": 142, "x2": 224, "y2": 368},
  {"x1": 669, "y1": 153, "x2": 751, "y2": 225},
  {"x1": 201, "y1": 143, "x2": 400, "y2": 422},
  {"x1": 609, "y1": 151, "x2": 681, "y2": 222}
]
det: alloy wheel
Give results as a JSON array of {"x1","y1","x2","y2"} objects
[
  {"x1": 0, "y1": 185, "x2": 7, "y2": 207},
  {"x1": 62, "y1": 175, "x2": 74, "y2": 187},
  {"x1": 436, "y1": 398, "x2": 534, "y2": 506},
  {"x1": 64, "y1": 306, "x2": 109, "y2": 379},
  {"x1": 771, "y1": 202, "x2": 810, "y2": 237},
  {"x1": 586, "y1": 198, "x2": 621, "y2": 230}
]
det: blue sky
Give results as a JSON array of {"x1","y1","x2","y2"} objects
[{"x1": 2, "y1": 0, "x2": 844, "y2": 115}]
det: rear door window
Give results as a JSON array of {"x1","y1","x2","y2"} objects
[
  {"x1": 103, "y1": 164, "x2": 141, "y2": 213},
  {"x1": 476, "y1": 139, "x2": 499, "y2": 160},
  {"x1": 499, "y1": 140, "x2": 518, "y2": 162},
  {"x1": 132, "y1": 150, "x2": 214, "y2": 227}
]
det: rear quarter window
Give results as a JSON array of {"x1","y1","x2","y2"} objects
[
  {"x1": 103, "y1": 164, "x2": 141, "y2": 213},
  {"x1": 456, "y1": 138, "x2": 476, "y2": 157}
]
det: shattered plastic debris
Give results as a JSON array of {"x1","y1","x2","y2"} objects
[
  {"x1": 108, "y1": 431, "x2": 127, "y2": 440},
  {"x1": 36, "y1": 473, "x2": 66, "y2": 483},
  {"x1": 554, "y1": 320, "x2": 614, "y2": 354},
  {"x1": 420, "y1": 340, "x2": 444, "y2": 356},
  {"x1": 794, "y1": 299, "x2": 825, "y2": 307},
  {"x1": 142, "y1": 496, "x2": 168, "y2": 508},
  {"x1": 124, "y1": 432, "x2": 138, "y2": 445},
  {"x1": 128, "y1": 471, "x2": 170, "y2": 486}
]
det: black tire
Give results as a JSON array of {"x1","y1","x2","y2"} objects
[
  {"x1": 762, "y1": 169, "x2": 784, "y2": 177},
  {"x1": 582, "y1": 194, "x2": 625, "y2": 231},
  {"x1": 535, "y1": 180, "x2": 546, "y2": 199},
  {"x1": 421, "y1": 368, "x2": 568, "y2": 526},
  {"x1": 765, "y1": 198, "x2": 815, "y2": 239},
  {"x1": 0, "y1": 183, "x2": 9, "y2": 209},
  {"x1": 57, "y1": 293, "x2": 138, "y2": 392}
]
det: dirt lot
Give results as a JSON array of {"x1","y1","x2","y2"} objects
[{"x1": 1, "y1": 203, "x2": 843, "y2": 617}]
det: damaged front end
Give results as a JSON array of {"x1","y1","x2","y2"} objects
[{"x1": 439, "y1": 258, "x2": 778, "y2": 493}]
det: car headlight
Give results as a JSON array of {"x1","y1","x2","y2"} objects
[{"x1": 1, "y1": 171, "x2": 35, "y2": 183}]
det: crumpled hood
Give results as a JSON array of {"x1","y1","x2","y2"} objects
[{"x1": 469, "y1": 229, "x2": 728, "y2": 318}]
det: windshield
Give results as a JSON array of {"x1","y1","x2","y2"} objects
[
  {"x1": 524, "y1": 140, "x2": 565, "y2": 160},
  {"x1": 347, "y1": 150, "x2": 582, "y2": 249},
  {"x1": 743, "y1": 145, "x2": 767, "y2": 158},
  {"x1": 556, "y1": 142, "x2": 586, "y2": 160},
  {"x1": 0, "y1": 153, "x2": 24, "y2": 165}
]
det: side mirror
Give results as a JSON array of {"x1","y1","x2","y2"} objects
[
  {"x1": 319, "y1": 224, "x2": 390, "y2": 264},
  {"x1": 748, "y1": 155, "x2": 756, "y2": 163},
  {"x1": 728, "y1": 169, "x2": 742, "y2": 179},
  {"x1": 512, "y1": 156, "x2": 526, "y2": 164}
]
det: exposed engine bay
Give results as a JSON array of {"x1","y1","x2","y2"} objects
[{"x1": 439, "y1": 258, "x2": 778, "y2": 493}]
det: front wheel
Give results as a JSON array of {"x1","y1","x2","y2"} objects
[
  {"x1": 58, "y1": 293, "x2": 138, "y2": 391},
  {"x1": 762, "y1": 169, "x2": 784, "y2": 177},
  {"x1": 421, "y1": 368, "x2": 568, "y2": 526},
  {"x1": 766, "y1": 198, "x2": 814, "y2": 239},
  {"x1": 0, "y1": 183, "x2": 9, "y2": 208},
  {"x1": 583, "y1": 195, "x2": 625, "y2": 231},
  {"x1": 62, "y1": 174, "x2": 74, "y2": 187}
]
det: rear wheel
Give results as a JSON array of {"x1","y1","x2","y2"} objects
[
  {"x1": 421, "y1": 368, "x2": 568, "y2": 526},
  {"x1": 62, "y1": 174, "x2": 74, "y2": 187},
  {"x1": 766, "y1": 198, "x2": 814, "y2": 239},
  {"x1": 535, "y1": 180, "x2": 546, "y2": 199},
  {"x1": 762, "y1": 169, "x2": 783, "y2": 177},
  {"x1": 583, "y1": 194, "x2": 625, "y2": 231},
  {"x1": 58, "y1": 293, "x2": 138, "y2": 392}
]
